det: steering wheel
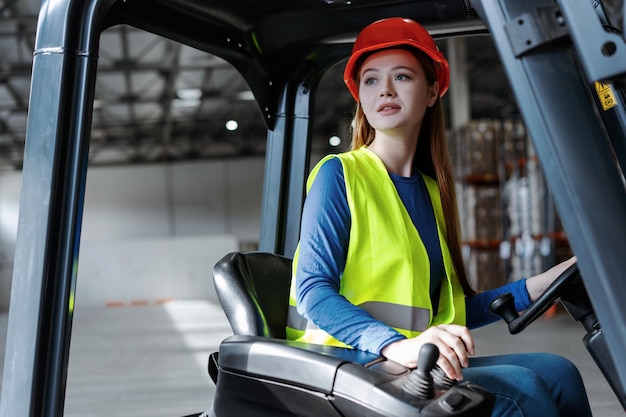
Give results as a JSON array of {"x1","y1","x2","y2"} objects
[{"x1": 489, "y1": 262, "x2": 587, "y2": 334}]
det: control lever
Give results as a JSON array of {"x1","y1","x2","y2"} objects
[
  {"x1": 432, "y1": 364, "x2": 457, "y2": 390},
  {"x1": 489, "y1": 292, "x2": 518, "y2": 325},
  {"x1": 490, "y1": 263, "x2": 580, "y2": 334},
  {"x1": 402, "y1": 343, "x2": 438, "y2": 399}
]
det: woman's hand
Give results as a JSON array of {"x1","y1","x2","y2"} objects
[
  {"x1": 380, "y1": 324, "x2": 475, "y2": 381},
  {"x1": 526, "y1": 256, "x2": 577, "y2": 302}
]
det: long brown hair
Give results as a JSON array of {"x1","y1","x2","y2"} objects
[{"x1": 350, "y1": 50, "x2": 475, "y2": 296}]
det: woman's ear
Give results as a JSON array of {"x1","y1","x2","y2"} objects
[{"x1": 428, "y1": 82, "x2": 440, "y2": 107}]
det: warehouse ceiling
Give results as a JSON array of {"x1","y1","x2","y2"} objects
[{"x1": 0, "y1": 0, "x2": 621, "y2": 170}]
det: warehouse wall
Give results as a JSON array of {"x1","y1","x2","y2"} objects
[{"x1": 0, "y1": 157, "x2": 266, "y2": 310}]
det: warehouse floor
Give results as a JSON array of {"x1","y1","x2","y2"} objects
[{"x1": 0, "y1": 300, "x2": 623, "y2": 416}]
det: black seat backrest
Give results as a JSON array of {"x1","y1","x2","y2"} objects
[{"x1": 212, "y1": 251, "x2": 293, "y2": 339}]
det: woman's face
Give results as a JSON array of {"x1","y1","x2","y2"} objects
[{"x1": 358, "y1": 48, "x2": 438, "y2": 137}]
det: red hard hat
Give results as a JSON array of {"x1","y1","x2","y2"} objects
[{"x1": 343, "y1": 17, "x2": 450, "y2": 101}]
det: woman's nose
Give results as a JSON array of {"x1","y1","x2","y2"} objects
[{"x1": 379, "y1": 80, "x2": 394, "y2": 96}]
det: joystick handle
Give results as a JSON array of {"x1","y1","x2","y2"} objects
[
  {"x1": 489, "y1": 292, "x2": 518, "y2": 324},
  {"x1": 417, "y1": 343, "x2": 439, "y2": 378},
  {"x1": 403, "y1": 343, "x2": 439, "y2": 399}
]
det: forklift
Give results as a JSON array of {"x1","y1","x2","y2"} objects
[{"x1": 1, "y1": 0, "x2": 626, "y2": 416}]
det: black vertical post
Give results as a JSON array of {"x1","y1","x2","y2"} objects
[
  {"x1": 0, "y1": 1, "x2": 113, "y2": 416},
  {"x1": 259, "y1": 86, "x2": 292, "y2": 255},
  {"x1": 258, "y1": 67, "x2": 317, "y2": 257},
  {"x1": 258, "y1": 47, "x2": 351, "y2": 257},
  {"x1": 282, "y1": 73, "x2": 316, "y2": 258}
]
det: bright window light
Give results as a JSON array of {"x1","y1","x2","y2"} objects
[{"x1": 177, "y1": 88, "x2": 202, "y2": 100}]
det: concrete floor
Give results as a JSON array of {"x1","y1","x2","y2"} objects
[{"x1": 0, "y1": 301, "x2": 623, "y2": 417}]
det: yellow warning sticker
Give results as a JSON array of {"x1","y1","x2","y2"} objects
[{"x1": 595, "y1": 82, "x2": 618, "y2": 111}]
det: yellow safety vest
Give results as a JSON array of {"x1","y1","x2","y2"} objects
[{"x1": 286, "y1": 147, "x2": 466, "y2": 348}]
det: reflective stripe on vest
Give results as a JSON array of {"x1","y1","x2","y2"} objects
[
  {"x1": 287, "y1": 303, "x2": 430, "y2": 333},
  {"x1": 287, "y1": 147, "x2": 466, "y2": 347}
]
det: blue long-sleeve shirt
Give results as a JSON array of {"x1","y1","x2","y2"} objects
[{"x1": 295, "y1": 157, "x2": 531, "y2": 354}]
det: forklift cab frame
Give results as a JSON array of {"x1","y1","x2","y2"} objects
[{"x1": 1, "y1": 0, "x2": 626, "y2": 416}]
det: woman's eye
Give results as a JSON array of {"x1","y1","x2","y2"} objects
[
  {"x1": 363, "y1": 77, "x2": 377, "y2": 86},
  {"x1": 395, "y1": 73, "x2": 410, "y2": 81}
]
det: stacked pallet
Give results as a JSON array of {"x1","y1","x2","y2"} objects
[
  {"x1": 449, "y1": 119, "x2": 570, "y2": 291},
  {"x1": 450, "y1": 120, "x2": 505, "y2": 291}
]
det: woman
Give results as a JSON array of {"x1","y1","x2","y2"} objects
[{"x1": 286, "y1": 17, "x2": 592, "y2": 416}]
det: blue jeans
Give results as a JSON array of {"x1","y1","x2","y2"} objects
[{"x1": 463, "y1": 352, "x2": 592, "y2": 417}]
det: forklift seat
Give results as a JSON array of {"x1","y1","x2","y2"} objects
[{"x1": 212, "y1": 251, "x2": 293, "y2": 339}]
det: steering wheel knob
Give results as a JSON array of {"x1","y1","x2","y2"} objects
[{"x1": 489, "y1": 292, "x2": 518, "y2": 324}]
